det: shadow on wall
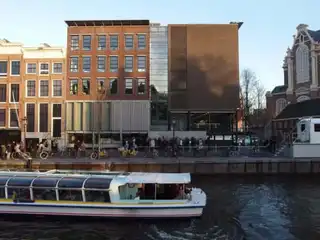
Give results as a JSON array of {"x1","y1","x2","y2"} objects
[{"x1": 169, "y1": 54, "x2": 240, "y2": 111}]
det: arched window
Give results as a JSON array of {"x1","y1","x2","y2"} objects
[
  {"x1": 275, "y1": 98, "x2": 287, "y2": 116},
  {"x1": 295, "y1": 44, "x2": 310, "y2": 83},
  {"x1": 296, "y1": 95, "x2": 310, "y2": 102}
]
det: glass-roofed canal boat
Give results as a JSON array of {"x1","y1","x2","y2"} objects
[{"x1": 0, "y1": 170, "x2": 206, "y2": 218}]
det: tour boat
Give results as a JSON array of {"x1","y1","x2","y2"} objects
[{"x1": 0, "y1": 170, "x2": 206, "y2": 218}]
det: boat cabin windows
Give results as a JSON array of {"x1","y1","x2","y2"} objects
[
  {"x1": 85, "y1": 190, "x2": 110, "y2": 202},
  {"x1": 118, "y1": 183, "x2": 188, "y2": 200},
  {"x1": 7, "y1": 188, "x2": 31, "y2": 200},
  {"x1": 33, "y1": 188, "x2": 56, "y2": 201},
  {"x1": 59, "y1": 190, "x2": 83, "y2": 201}
]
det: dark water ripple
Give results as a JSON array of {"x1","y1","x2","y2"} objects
[{"x1": 0, "y1": 176, "x2": 319, "y2": 239}]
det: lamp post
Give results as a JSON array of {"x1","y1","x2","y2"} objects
[
  {"x1": 22, "y1": 116, "x2": 28, "y2": 152},
  {"x1": 172, "y1": 118, "x2": 176, "y2": 139}
]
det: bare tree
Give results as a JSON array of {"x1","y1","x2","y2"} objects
[
  {"x1": 254, "y1": 80, "x2": 266, "y2": 110},
  {"x1": 240, "y1": 68, "x2": 257, "y2": 131}
]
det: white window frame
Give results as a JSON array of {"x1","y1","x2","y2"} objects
[
  {"x1": 109, "y1": 77, "x2": 118, "y2": 95},
  {"x1": 82, "y1": 35, "x2": 92, "y2": 51},
  {"x1": 25, "y1": 80, "x2": 36, "y2": 98},
  {"x1": 8, "y1": 107, "x2": 19, "y2": 129},
  {"x1": 124, "y1": 34, "x2": 134, "y2": 50},
  {"x1": 97, "y1": 77, "x2": 106, "y2": 92},
  {"x1": 0, "y1": 60, "x2": 8, "y2": 78},
  {"x1": 52, "y1": 79, "x2": 62, "y2": 97},
  {"x1": 124, "y1": 78, "x2": 133, "y2": 95},
  {"x1": 26, "y1": 63, "x2": 37, "y2": 74},
  {"x1": 51, "y1": 103, "x2": 62, "y2": 138},
  {"x1": 39, "y1": 80, "x2": 49, "y2": 98},
  {"x1": 39, "y1": 63, "x2": 49, "y2": 75},
  {"x1": 70, "y1": 35, "x2": 80, "y2": 50},
  {"x1": 97, "y1": 35, "x2": 107, "y2": 50},
  {"x1": 0, "y1": 108, "x2": 6, "y2": 128},
  {"x1": 24, "y1": 102, "x2": 36, "y2": 132},
  {"x1": 69, "y1": 78, "x2": 79, "y2": 96},
  {"x1": 124, "y1": 55, "x2": 134, "y2": 72},
  {"x1": 137, "y1": 78, "x2": 146, "y2": 95},
  {"x1": 109, "y1": 34, "x2": 119, "y2": 51},
  {"x1": 97, "y1": 55, "x2": 106, "y2": 72},
  {"x1": 52, "y1": 62, "x2": 63, "y2": 74},
  {"x1": 82, "y1": 56, "x2": 91, "y2": 73},
  {"x1": 109, "y1": 55, "x2": 118, "y2": 73},
  {"x1": 275, "y1": 98, "x2": 287, "y2": 116},
  {"x1": 137, "y1": 55, "x2": 147, "y2": 72},
  {"x1": 70, "y1": 56, "x2": 79, "y2": 73},
  {"x1": 9, "y1": 83, "x2": 20, "y2": 104},
  {"x1": 10, "y1": 60, "x2": 20, "y2": 76},
  {"x1": 137, "y1": 33, "x2": 147, "y2": 50}
]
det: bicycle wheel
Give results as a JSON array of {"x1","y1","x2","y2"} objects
[
  {"x1": 11, "y1": 152, "x2": 18, "y2": 160},
  {"x1": 90, "y1": 152, "x2": 98, "y2": 160},
  {"x1": 40, "y1": 151, "x2": 49, "y2": 160}
]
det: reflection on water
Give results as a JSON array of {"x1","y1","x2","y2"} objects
[{"x1": 0, "y1": 176, "x2": 320, "y2": 239}]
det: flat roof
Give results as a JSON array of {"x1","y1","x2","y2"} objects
[{"x1": 65, "y1": 20, "x2": 150, "y2": 27}]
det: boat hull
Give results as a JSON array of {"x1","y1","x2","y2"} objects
[{"x1": 0, "y1": 203, "x2": 204, "y2": 218}]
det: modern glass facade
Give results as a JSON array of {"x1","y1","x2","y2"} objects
[{"x1": 150, "y1": 24, "x2": 168, "y2": 129}]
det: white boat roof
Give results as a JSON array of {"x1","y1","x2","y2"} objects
[{"x1": 121, "y1": 172, "x2": 191, "y2": 184}]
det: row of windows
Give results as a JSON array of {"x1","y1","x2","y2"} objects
[
  {"x1": 69, "y1": 55, "x2": 147, "y2": 73},
  {"x1": 70, "y1": 34, "x2": 147, "y2": 51},
  {"x1": 0, "y1": 82, "x2": 62, "y2": 103},
  {"x1": 69, "y1": 78, "x2": 146, "y2": 96},
  {"x1": 0, "y1": 61, "x2": 63, "y2": 76},
  {"x1": 26, "y1": 80, "x2": 62, "y2": 97},
  {"x1": 0, "y1": 103, "x2": 62, "y2": 134}
]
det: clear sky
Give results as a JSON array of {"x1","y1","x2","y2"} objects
[{"x1": 1, "y1": 0, "x2": 320, "y2": 91}]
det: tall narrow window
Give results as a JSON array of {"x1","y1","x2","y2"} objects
[
  {"x1": 70, "y1": 79, "x2": 78, "y2": 95},
  {"x1": 110, "y1": 35, "x2": 118, "y2": 50},
  {"x1": 125, "y1": 56, "x2": 133, "y2": 72},
  {"x1": 26, "y1": 103, "x2": 35, "y2": 132},
  {"x1": 70, "y1": 57, "x2": 79, "y2": 72},
  {"x1": 0, "y1": 84, "x2": 6, "y2": 102},
  {"x1": 110, "y1": 78, "x2": 118, "y2": 95},
  {"x1": 97, "y1": 56, "x2": 106, "y2": 72},
  {"x1": 97, "y1": 35, "x2": 106, "y2": 50},
  {"x1": 83, "y1": 57, "x2": 91, "y2": 72},
  {"x1": 9, "y1": 109, "x2": 18, "y2": 128},
  {"x1": 53, "y1": 63, "x2": 63, "y2": 74},
  {"x1": 71, "y1": 35, "x2": 79, "y2": 50},
  {"x1": 125, "y1": 35, "x2": 134, "y2": 50},
  {"x1": 82, "y1": 35, "x2": 91, "y2": 50},
  {"x1": 97, "y1": 78, "x2": 105, "y2": 92},
  {"x1": 40, "y1": 80, "x2": 49, "y2": 97},
  {"x1": 39, "y1": 103, "x2": 48, "y2": 132},
  {"x1": 125, "y1": 78, "x2": 133, "y2": 94},
  {"x1": 26, "y1": 80, "x2": 36, "y2": 97},
  {"x1": 296, "y1": 43, "x2": 310, "y2": 83},
  {"x1": 82, "y1": 78, "x2": 90, "y2": 95},
  {"x1": 137, "y1": 56, "x2": 146, "y2": 72},
  {"x1": 26, "y1": 63, "x2": 36, "y2": 74},
  {"x1": 137, "y1": 34, "x2": 146, "y2": 49},
  {"x1": 10, "y1": 84, "x2": 19, "y2": 102},
  {"x1": 53, "y1": 80, "x2": 62, "y2": 97},
  {"x1": 109, "y1": 56, "x2": 118, "y2": 72},
  {"x1": 11, "y1": 61, "x2": 20, "y2": 75},
  {"x1": 0, "y1": 109, "x2": 6, "y2": 127},
  {"x1": 52, "y1": 104, "x2": 62, "y2": 137}
]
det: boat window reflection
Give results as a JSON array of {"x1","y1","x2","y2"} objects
[
  {"x1": 58, "y1": 190, "x2": 82, "y2": 201},
  {"x1": 33, "y1": 188, "x2": 56, "y2": 200},
  {"x1": 0, "y1": 187, "x2": 5, "y2": 198},
  {"x1": 85, "y1": 190, "x2": 110, "y2": 202},
  {"x1": 7, "y1": 188, "x2": 31, "y2": 200}
]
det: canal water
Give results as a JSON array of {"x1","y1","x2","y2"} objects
[{"x1": 0, "y1": 175, "x2": 319, "y2": 240}]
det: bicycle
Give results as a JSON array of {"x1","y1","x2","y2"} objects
[
  {"x1": 90, "y1": 149, "x2": 108, "y2": 160},
  {"x1": 11, "y1": 151, "x2": 32, "y2": 160},
  {"x1": 118, "y1": 147, "x2": 137, "y2": 157}
]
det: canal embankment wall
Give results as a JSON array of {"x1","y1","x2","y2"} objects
[{"x1": 3, "y1": 158, "x2": 320, "y2": 175}]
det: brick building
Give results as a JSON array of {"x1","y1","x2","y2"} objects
[
  {"x1": 266, "y1": 24, "x2": 320, "y2": 143},
  {"x1": 64, "y1": 20, "x2": 150, "y2": 145},
  {"x1": 0, "y1": 39, "x2": 65, "y2": 146}
]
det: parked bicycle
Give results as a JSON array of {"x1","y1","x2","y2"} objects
[
  {"x1": 11, "y1": 151, "x2": 32, "y2": 160},
  {"x1": 90, "y1": 149, "x2": 108, "y2": 160},
  {"x1": 118, "y1": 147, "x2": 137, "y2": 157}
]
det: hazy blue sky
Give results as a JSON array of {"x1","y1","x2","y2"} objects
[{"x1": 1, "y1": 0, "x2": 320, "y2": 91}]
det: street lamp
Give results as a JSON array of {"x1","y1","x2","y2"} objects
[
  {"x1": 22, "y1": 116, "x2": 28, "y2": 152},
  {"x1": 172, "y1": 118, "x2": 176, "y2": 139}
]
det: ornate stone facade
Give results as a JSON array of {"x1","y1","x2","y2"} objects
[{"x1": 266, "y1": 24, "x2": 320, "y2": 118}]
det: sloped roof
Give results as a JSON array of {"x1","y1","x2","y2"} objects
[
  {"x1": 271, "y1": 85, "x2": 287, "y2": 94},
  {"x1": 275, "y1": 98, "x2": 320, "y2": 120},
  {"x1": 308, "y1": 30, "x2": 320, "y2": 41}
]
